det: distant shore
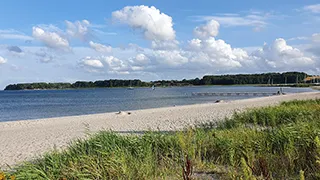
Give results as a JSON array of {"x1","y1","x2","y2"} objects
[
  {"x1": 0, "y1": 91, "x2": 319, "y2": 168},
  {"x1": 3, "y1": 84, "x2": 318, "y2": 91},
  {"x1": 3, "y1": 72, "x2": 312, "y2": 90}
]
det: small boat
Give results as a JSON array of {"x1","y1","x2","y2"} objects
[
  {"x1": 152, "y1": 85, "x2": 155, "y2": 90},
  {"x1": 128, "y1": 87, "x2": 134, "y2": 90}
]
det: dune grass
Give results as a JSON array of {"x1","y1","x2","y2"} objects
[{"x1": 1, "y1": 99, "x2": 320, "y2": 179}]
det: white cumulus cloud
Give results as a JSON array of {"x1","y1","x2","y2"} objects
[
  {"x1": 151, "y1": 40, "x2": 179, "y2": 50},
  {"x1": 65, "y1": 20, "x2": 91, "y2": 41},
  {"x1": 79, "y1": 56, "x2": 131, "y2": 74},
  {"x1": 194, "y1": 20, "x2": 220, "y2": 39},
  {"x1": 186, "y1": 20, "x2": 250, "y2": 71},
  {"x1": 0, "y1": 56, "x2": 7, "y2": 64},
  {"x1": 188, "y1": 38, "x2": 248, "y2": 70},
  {"x1": 32, "y1": 27, "x2": 70, "y2": 51},
  {"x1": 129, "y1": 53, "x2": 150, "y2": 66},
  {"x1": 89, "y1": 41, "x2": 112, "y2": 53},
  {"x1": 24, "y1": 5, "x2": 320, "y2": 79},
  {"x1": 112, "y1": 5, "x2": 176, "y2": 41},
  {"x1": 152, "y1": 50, "x2": 188, "y2": 67},
  {"x1": 251, "y1": 38, "x2": 314, "y2": 71},
  {"x1": 81, "y1": 57, "x2": 104, "y2": 68},
  {"x1": 102, "y1": 56, "x2": 129, "y2": 74}
]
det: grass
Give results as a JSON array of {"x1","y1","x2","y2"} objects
[{"x1": 1, "y1": 99, "x2": 320, "y2": 179}]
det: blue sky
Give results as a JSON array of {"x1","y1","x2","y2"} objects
[
  {"x1": 1, "y1": 0, "x2": 319, "y2": 46},
  {"x1": 0, "y1": 0, "x2": 320, "y2": 89}
]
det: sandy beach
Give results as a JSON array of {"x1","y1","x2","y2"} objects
[{"x1": 1, "y1": 91, "x2": 319, "y2": 168}]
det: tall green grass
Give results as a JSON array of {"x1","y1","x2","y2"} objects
[
  {"x1": 2, "y1": 99, "x2": 320, "y2": 179},
  {"x1": 216, "y1": 99, "x2": 320, "y2": 129}
]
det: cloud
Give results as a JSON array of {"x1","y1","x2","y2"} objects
[
  {"x1": 6, "y1": 5, "x2": 317, "y2": 82},
  {"x1": 152, "y1": 50, "x2": 188, "y2": 67},
  {"x1": 7, "y1": 46, "x2": 23, "y2": 53},
  {"x1": 186, "y1": 20, "x2": 250, "y2": 71},
  {"x1": 194, "y1": 20, "x2": 220, "y2": 39},
  {"x1": 6, "y1": 45, "x2": 24, "y2": 57},
  {"x1": 151, "y1": 40, "x2": 179, "y2": 50},
  {"x1": 112, "y1": 5, "x2": 176, "y2": 41},
  {"x1": 65, "y1": 20, "x2": 92, "y2": 41},
  {"x1": 184, "y1": 36, "x2": 316, "y2": 74},
  {"x1": 112, "y1": 5, "x2": 179, "y2": 51},
  {"x1": 80, "y1": 57, "x2": 104, "y2": 68},
  {"x1": 120, "y1": 43, "x2": 145, "y2": 52},
  {"x1": 89, "y1": 41, "x2": 112, "y2": 53},
  {"x1": 194, "y1": 15, "x2": 267, "y2": 27},
  {"x1": 0, "y1": 34, "x2": 33, "y2": 41},
  {"x1": 251, "y1": 38, "x2": 314, "y2": 71},
  {"x1": 0, "y1": 29, "x2": 33, "y2": 41},
  {"x1": 304, "y1": 33, "x2": 320, "y2": 57},
  {"x1": 103, "y1": 56, "x2": 129, "y2": 74},
  {"x1": 34, "y1": 49, "x2": 56, "y2": 63},
  {"x1": 0, "y1": 56, "x2": 7, "y2": 64},
  {"x1": 312, "y1": 33, "x2": 320, "y2": 42},
  {"x1": 32, "y1": 27, "x2": 70, "y2": 51},
  {"x1": 79, "y1": 56, "x2": 131, "y2": 74},
  {"x1": 94, "y1": 29, "x2": 117, "y2": 36},
  {"x1": 37, "y1": 24, "x2": 64, "y2": 33},
  {"x1": 9, "y1": 64, "x2": 21, "y2": 71},
  {"x1": 187, "y1": 37, "x2": 249, "y2": 70},
  {"x1": 190, "y1": 11, "x2": 275, "y2": 31},
  {"x1": 287, "y1": 36, "x2": 309, "y2": 41},
  {"x1": 303, "y1": 4, "x2": 320, "y2": 13},
  {"x1": 129, "y1": 53, "x2": 150, "y2": 66}
]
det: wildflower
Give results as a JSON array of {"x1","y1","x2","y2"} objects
[{"x1": 0, "y1": 172, "x2": 5, "y2": 180}]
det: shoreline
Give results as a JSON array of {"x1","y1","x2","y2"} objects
[
  {"x1": 1, "y1": 91, "x2": 320, "y2": 168},
  {"x1": 2, "y1": 84, "x2": 317, "y2": 91},
  {"x1": 0, "y1": 91, "x2": 315, "y2": 124},
  {"x1": 0, "y1": 88, "x2": 320, "y2": 122}
]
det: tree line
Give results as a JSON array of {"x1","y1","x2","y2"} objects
[
  {"x1": 201, "y1": 72, "x2": 308, "y2": 85},
  {"x1": 4, "y1": 72, "x2": 309, "y2": 90},
  {"x1": 4, "y1": 80, "x2": 149, "y2": 90}
]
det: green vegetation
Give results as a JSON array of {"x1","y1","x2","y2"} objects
[
  {"x1": 4, "y1": 82, "x2": 73, "y2": 90},
  {"x1": 2, "y1": 99, "x2": 320, "y2": 179},
  {"x1": 4, "y1": 79, "x2": 149, "y2": 90},
  {"x1": 260, "y1": 83, "x2": 312, "y2": 88},
  {"x1": 201, "y1": 71, "x2": 307, "y2": 85},
  {"x1": 4, "y1": 71, "x2": 310, "y2": 90}
]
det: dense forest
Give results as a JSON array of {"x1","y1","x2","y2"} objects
[{"x1": 4, "y1": 72, "x2": 309, "y2": 90}]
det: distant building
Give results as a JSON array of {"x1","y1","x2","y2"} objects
[{"x1": 304, "y1": 76, "x2": 320, "y2": 84}]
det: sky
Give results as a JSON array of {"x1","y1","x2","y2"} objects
[{"x1": 0, "y1": 0, "x2": 320, "y2": 89}]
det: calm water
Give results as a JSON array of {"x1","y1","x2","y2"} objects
[{"x1": 0, "y1": 86, "x2": 316, "y2": 122}]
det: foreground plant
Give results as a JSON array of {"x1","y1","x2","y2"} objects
[{"x1": 0, "y1": 172, "x2": 15, "y2": 180}]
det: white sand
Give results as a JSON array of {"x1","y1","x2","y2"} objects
[{"x1": 0, "y1": 92, "x2": 319, "y2": 168}]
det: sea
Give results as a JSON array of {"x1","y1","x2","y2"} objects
[{"x1": 0, "y1": 86, "x2": 316, "y2": 122}]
